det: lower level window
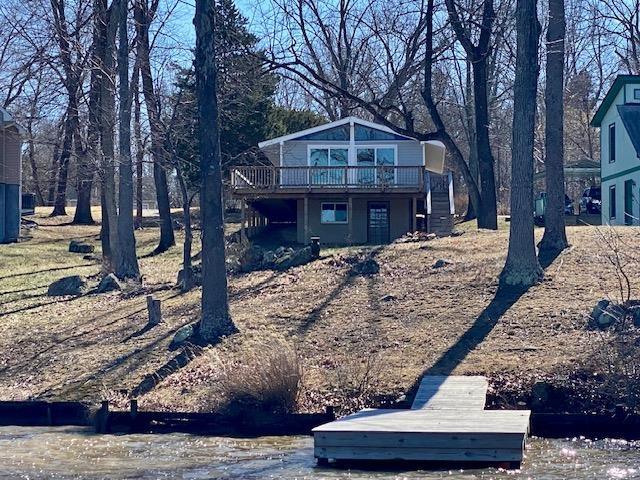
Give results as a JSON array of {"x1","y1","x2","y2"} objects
[
  {"x1": 610, "y1": 185, "x2": 616, "y2": 219},
  {"x1": 321, "y1": 202, "x2": 348, "y2": 224}
]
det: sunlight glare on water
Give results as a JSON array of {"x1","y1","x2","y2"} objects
[{"x1": 0, "y1": 427, "x2": 638, "y2": 479}]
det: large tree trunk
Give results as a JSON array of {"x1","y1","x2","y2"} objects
[
  {"x1": 194, "y1": 0, "x2": 237, "y2": 342},
  {"x1": 500, "y1": 0, "x2": 543, "y2": 287},
  {"x1": 50, "y1": 96, "x2": 78, "y2": 216},
  {"x1": 47, "y1": 130, "x2": 61, "y2": 206},
  {"x1": 539, "y1": 0, "x2": 568, "y2": 252},
  {"x1": 72, "y1": 130, "x2": 95, "y2": 224},
  {"x1": 99, "y1": 0, "x2": 121, "y2": 271},
  {"x1": 473, "y1": 56, "x2": 498, "y2": 230},
  {"x1": 135, "y1": 0, "x2": 175, "y2": 254},
  {"x1": 116, "y1": 0, "x2": 140, "y2": 280}
]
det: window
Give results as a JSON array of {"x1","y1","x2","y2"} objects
[
  {"x1": 356, "y1": 146, "x2": 396, "y2": 184},
  {"x1": 355, "y1": 125, "x2": 405, "y2": 141},
  {"x1": 299, "y1": 125, "x2": 349, "y2": 141},
  {"x1": 610, "y1": 185, "x2": 616, "y2": 219},
  {"x1": 309, "y1": 147, "x2": 348, "y2": 185},
  {"x1": 634, "y1": 88, "x2": 640, "y2": 100},
  {"x1": 609, "y1": 123, "x2": 616, "y2": 163},
  {"x1": 321, "y1": 202, "x2": 348, "y2": 224}
]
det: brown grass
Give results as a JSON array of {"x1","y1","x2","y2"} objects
[{"x1": 2, "y1": 207, "x2": 640, "y2": 413}]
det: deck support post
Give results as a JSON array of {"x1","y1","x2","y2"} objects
[
  {"x1": 348, "y1": 197, "x2": 353, "y2": 245},
  {"x1": 412, "y1": 197, "x2": 418, "y2": 232},
  {"x1": 240, "y1": 200, "x2": 247, "y2": 243},
  {"x1": 303, "y1": 196, "x2": 309, "y2": 244}
]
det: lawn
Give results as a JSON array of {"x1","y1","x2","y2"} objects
[{"x1": 0, "y1": 207, "x2": 636, "y2": 413}]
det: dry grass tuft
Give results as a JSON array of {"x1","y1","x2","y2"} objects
[{"x1": 201, "y1": 337, "x2": 303, "y2": 414}]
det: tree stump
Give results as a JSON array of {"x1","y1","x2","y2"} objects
[{"x1": 146, "y1": 295, "x2": 162, "y2": 325}]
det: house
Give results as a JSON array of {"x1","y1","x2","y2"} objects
[
  {"x1": 0, "y1": 107, "x2": 22, "y2": 243},
  {"x1": 231, "y1": 116, "x2": 454, "y2": 245},
  {"x1": 591, "y1": 75, "x2": 640, "y2": 226}
]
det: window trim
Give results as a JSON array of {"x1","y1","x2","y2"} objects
[
  {"x1": 320, "y1": 202, "x2": 349, "y2": 224},
  {"x1": 609, "y1": 123, "x2": 616, "y2": 163},
  {"x1": 609, "y1": 185, "x2": 617, "y2": 220},
  {"x1": 634, "y1": 88, "x2": 640, "y2": 100}
]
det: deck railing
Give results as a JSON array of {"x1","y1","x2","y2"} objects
[{"x1": 231, "y1": 165, "x2": 430, "y2": 191}]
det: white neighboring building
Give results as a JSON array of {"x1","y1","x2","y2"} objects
[{"x1": 592, "y1": 75, "x2": 640, "y2": 226}]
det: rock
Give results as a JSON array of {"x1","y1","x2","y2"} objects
[
  {"x1": 450, "y1": 230, "x2": 464, "y2": 237},
  {"x1": 177, "y1": 264, "x2": 202, "y2": 287},
  {"x1": 597, "y1": 305, "x2": 622, "y2": 329},
  {"x1": 590, "y1": 299, "x2": 610, "y2": 323},
  {"x1": 97, "y1": 273, "x2": 122, "y2": 293},
  {"x1": 82, "y1": 254, "x2": 100, "y2": 262},
  {"x1": 274, "y1": 246, "x2": 314, "y2": 271},
  {"x1": 69, "y1": 240, "x2": 94, "y2": 254},
  {"x1": 275, "y1": 246, "x2": 286, "y2": 256},
  {"x1": 239, "y1": 245, "x2": 264, "y2": 272},
  {"x1": 380, "y1": 294, "x2": 397, "y2": 302},
  {"x1": 47, "y1": 275, "x2": 87, "y2": 296},
  {"x1": 350, "y1": 258, "x2": 380, "y2": 276},
  {"x1": 262, "y1": 250, "x2": 277, "y2": 266},
  {"x1": 170, "y1": 323, "x2": 194, "y2": 349},
  {"x1": 630, "y1": 306, "x2": 640, "y2": 327},
  {"x1": 432, "y1": 259, "x2": 453, "y2": 269}
]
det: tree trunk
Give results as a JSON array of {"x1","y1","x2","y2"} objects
[
  {"x1": 116, "y1": 0, "x2": 140, "y2": 280},
  {"x1": 26, "y1": 118, "x2": 45, "y2": 206},
  {"x1": 72, "y1": 130, "x2": 95, "y2": 224},
  {"x1": 539, "y1": 0, "x2": 568, "y2": 252},
  {"x1": 75, "y1": 0, "x2": 106, "y2": 225},
  {"x1": 194, "y1": 0, "x2": 237, "y2": 342},
  {"x1": 50, "y1": 96, "x2": 78, "y2": 217},
  {"x1": 464, "y1": 61, "x2": 478, "y2": 221},
  {"x1": 135, "y1": 0, "x2": 175, "y2": 254},
  {"x1": 133, "y1": 71, "x2": 144, "y2": 229},
  {"x1": 47, "y1": 131, "x2": 61, "y2": 206},
  {"x1": 176, "y1": 164, "x2": 193, "y2": 292},
  {"x1": 500, "y1": 0, "x2": 543, "y2": 287},
  {"x1": 473, "y1": 56, "x2": 498, "y2": 230},
  {"x1": 99, "y1": 0, "x2": 121, "y2": 271}
]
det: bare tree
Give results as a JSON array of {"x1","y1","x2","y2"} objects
[
  {"x1": 116, "y1": 0, "x2": 140, "y2": 279},
  {"x1": 134, "y1": 0, "x2": 175, "y2": 254},
  {"x1": 539, "y1": 0, "x2": 569, "y2": 252},
  {"x1": 194, "y1": 0, "x2": 237, "y2": 342},
  {"x1": 500, "y1": 0, "x2": 543, "y2": 286},
  {"x1": 444, "y1": 0, "x2": 498, "y2": 229}
]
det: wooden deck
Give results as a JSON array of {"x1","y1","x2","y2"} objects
[{"x1": 313, "y1": 376, "x2": 530, "y2": 466}]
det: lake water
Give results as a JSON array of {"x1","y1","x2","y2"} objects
[{"x1": 0, "y1": 426, "x2": 638, "y2": 479}]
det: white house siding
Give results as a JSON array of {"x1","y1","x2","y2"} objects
[{"x1": 600, "y1": 83, "x2": 640, "y2": 225}]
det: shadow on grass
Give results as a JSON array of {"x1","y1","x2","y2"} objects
[
  {"x1": 0, "y1": 263, "x2": 96, "y2": 281},
  {"x1": 405, "y1": 248, "x2": 562, "y2": 406}
]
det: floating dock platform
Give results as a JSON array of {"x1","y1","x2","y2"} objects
[{"x1": 313, "y1": 375, "x2": 530, "y2": 466}]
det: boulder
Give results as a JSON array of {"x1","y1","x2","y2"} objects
[
  {"x1": 262, "y1": 250, "x2": 277, "y2": 266},
  {"x1": 239, "y1": 245, "x2": 265, "y2": 272},
  {"x1": 47, "y1": 275, "x2": 87, "y2": 296},
  {"x1": 170, "y1": 323, "x2": 194, "y2": 349},
  {"x1": 350, "y1": 258, "x2": 380, "y2": 276},
  {"x1": 598, "y1": 305, "x2": 623, "y2": 329},
  {"x1": 432, "y1": 259, "x2": 453, "y2": 269},
  {"x1": 274, "y1": 246, "x2": 314, "y2": 271},
  {"x1": 69, "y1": 240, "x2": 94, "y2": 254},
  {"x1": 97, "y1": 273, "x2": 122, "y2": 293},
  {"x1": 177, "y1": 264, "x2": 203, "y2": 287}
]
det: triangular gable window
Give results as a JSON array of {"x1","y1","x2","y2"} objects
[
  {"x1": 297, "y1": 125, "x2": 349, "y2": 141},
  {"x1": 355, "y1": 124, "x2": 407, "y2": 141}
]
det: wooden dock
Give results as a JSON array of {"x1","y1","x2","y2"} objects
[{"x1": 313, "y1": 376, "x2": 530, "y2": 466}]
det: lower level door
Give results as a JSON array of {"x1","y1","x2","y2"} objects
[
  {"x1": 368, "y1": 202, "x2": 390, "y2": 244},
  {"x1": 624, "y1": 179, "x2": 635, "y2": 225}
]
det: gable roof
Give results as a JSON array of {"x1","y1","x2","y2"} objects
[
  {"x1": 257, "y1": 116, "x2": 417, "y2": 148},
  {"x1": 618, "y1": 104, "x2": 640, "y2": 157},
  {"x1": 591, "y1": 75, "x2": 640, "y2": 127}
]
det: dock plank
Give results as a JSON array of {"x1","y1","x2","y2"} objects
[{"x1": 411, "y1": 375, "x2": 488, "y2": 410}]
